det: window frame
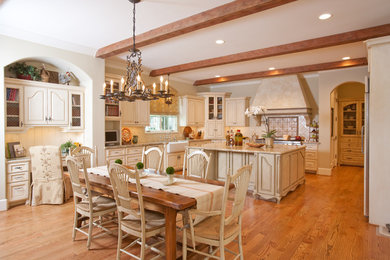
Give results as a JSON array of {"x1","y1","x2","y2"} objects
[{"x1": 145, "y1": 114, "x2": 179, "y2": 133}]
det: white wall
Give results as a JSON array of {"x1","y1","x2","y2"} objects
[
  {"x1": 366, "y1": 36, "x2": 390, "y2": 227},
  {"x1": 317, "y1": 67, "x2": 368, "y2": 175},
  {"x1": 0, "y1": 35, "x2": 105, "y2": 206}
]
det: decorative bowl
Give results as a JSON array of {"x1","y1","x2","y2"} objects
[{"x1": 246, "y1": 143, "x2": 265, "y2": 148}]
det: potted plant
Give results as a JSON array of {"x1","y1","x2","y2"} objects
[
  {"x1": 8, "y1": 62, "x2": 41, "y2": 81},
  {"x1": 262, "y1": 129, "x2": 277, "y2": 148},
  {"x1": 60, "y1": 140, "x2": 76, "y2": 155},
  {"x1": 166, "y1": 166, "x2": 175, "y2": 184},
  {"x1": 136, "y1": 162, "x2": 144, "y2": 174},
  {"x1": 115, "y1": 159, "x2": 123, "y2": 165}
]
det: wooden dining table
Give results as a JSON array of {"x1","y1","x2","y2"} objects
[{"x1": 67, "y1": 168, "x2": 231, "y2": 260}]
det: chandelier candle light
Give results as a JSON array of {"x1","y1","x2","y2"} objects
[{"x1": 99, "y1": 0, "x2": 173, "y2": 103}]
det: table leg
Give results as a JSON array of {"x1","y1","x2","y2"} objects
[{"x1": 165, "y1": 207, "x2": 177, "y2": 260}]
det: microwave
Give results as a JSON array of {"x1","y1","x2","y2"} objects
[{"x1": 105, "y1": 130, "x2": 120, "y2": 146}]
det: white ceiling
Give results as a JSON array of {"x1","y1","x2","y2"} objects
[{"x1": 1, "y1": 0, "x2": 390, "y2": 84}]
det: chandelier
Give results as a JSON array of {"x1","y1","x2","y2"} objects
[{"x1": 100, "y1": 0, "x2": 173, "y2": 103}]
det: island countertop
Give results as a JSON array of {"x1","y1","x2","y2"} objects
[{"x1": 186, "y1": 142, "x2": 305, "y2": 155}]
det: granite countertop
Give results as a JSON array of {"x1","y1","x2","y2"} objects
[
  {"x1": 105, "y1": 139, "x2": 211, "y2": 149},
  {"x1": 187, "y1": 143, "x2": 305, "y2": 155}
]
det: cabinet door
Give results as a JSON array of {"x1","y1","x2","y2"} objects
[
  {"x1": 167, "y1": 153, "x2": 178, "y2": 169},
  {"x1": 121, "y1": 101, "x2": 136, "y2": 125},
  {"x1": 341, "y1": 101, "x2": 358, "y2": 136},
  {"x1": 195, "y1": 99, "x2": 205, "y2": 125},
  {"x1": 187, "y1": 99, "x2": 196, "y2": 125},
  {"x1": 47, "y1": 88, "x2": 68, "y2": 125},
  {"x1": 215, "y1": 121, "x2": 225, "y2": 139},
  {"x1": 205, "y1": 121, "x2": 216, "y2": 138},
  {"x1": 24, "y1": 87, "x2": 47, "y2": 125},
  {"x1": 135, "y1": 101, "x2": 150, "y2": 125},
  {"x1": 69, "y1": 91, "x2": 83, "y2": 129},
  {"x1": 225, "y1": 99, "x2": 237, "y2": 126},
  {"x1": 216, "y1": 96, "x2": 224, "y2": 120},
  {"x1": 257, "y1": 154, "x2": 275, "y2": 196},
  {"x1": 207, "y1": 96, "x2": 215, "y2": 120},
  {"x1": 5, "y1": 85, "x2": 24, "y2": 130},
  {"x1": 235, "y1": 99, "x2": 247, "y2": 126}
]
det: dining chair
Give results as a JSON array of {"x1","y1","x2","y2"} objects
[
  {"x1": 66, "y1": 156, "x2": 117, "y2": 249},
  {"x1": 70, "y1": 145, "x2": 98, "y2": 168},
  {"x1": 108, "y1": 163, "x2": 166, "y2": 260},
  {"x1": 183, "y1": 150, "x2": 212, "y2": 179},
  {"x1": 141, "y1": 146, "x2": 163, "y2": 174},
  {"x1": 182, "y1": 164, "x2": 252, "y2": 260},
  {"x1": 29, "y1": 145, "x2": 64, "y2": 206}
]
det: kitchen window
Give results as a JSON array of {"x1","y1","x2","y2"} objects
[{"x1": 145, "y1": 115, "x2": 178, "y2": 133}]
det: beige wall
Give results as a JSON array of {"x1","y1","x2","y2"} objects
[
  {"x1": 0, "y1": 35, "x2": 105, "y2": 206},
  {"x1": 337, "y1": 82, "x2": 365, "y2": 99},
  {"x1": 366, "y1": 36, "x2": 390, "y2": 227}
]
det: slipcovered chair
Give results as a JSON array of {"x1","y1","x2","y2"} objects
[
  {"x1": 66, "y1": 156, "x2": 117, "y2": 249},
  {"x1": 29, "y1": 145, "x2": 64, "y2": 206},
  {"x1": 183, "y1": 150, "x2": 212, "y2": 179},
  {"x1": 141, "y1": 146, "x2": 163, "y2": 174},
  {"x1": 109, "y1": 163, "x2": 165, "y2": 259},
  {"x1": 182, "y1": 164, "x2": 252, "y2": 260}
]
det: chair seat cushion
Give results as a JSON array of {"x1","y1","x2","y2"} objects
[
  {"x1": 77, "y1": 195, "x2": 116, "y2": 212},
  {"x1": 188, "y1": 215, "x2": 239, "y2": 240},
  {"x1": 122, "y1": 210, "x2": 165, "y2": 232}
]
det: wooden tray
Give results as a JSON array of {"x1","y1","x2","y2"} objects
[{"x1": 246, "y1": 143, "x2": 265, "y2": 148}]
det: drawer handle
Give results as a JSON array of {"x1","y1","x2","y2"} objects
[
  {"x1": 15, "y1": 187, "x2": 25, "y2": 191},
  {"x1": 14, "y1": 176, "x2": 24, "y2": 180},
  {"x1": 14, "y1": 166, "x2": 23, "y2": 170}
]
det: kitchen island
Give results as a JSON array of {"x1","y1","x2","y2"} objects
[{"x1": 186, "y1": 143, "x2": 306, "y2": 203}]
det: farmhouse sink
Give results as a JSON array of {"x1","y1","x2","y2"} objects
[{"x1": 167, "y1": 140, "x2": 189, "y2": 153}]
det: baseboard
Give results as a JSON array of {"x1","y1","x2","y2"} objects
[
  {"x1": 0, "y1": 199, "x2": 8, "y2": 211},
  {"x1": 318, "y1": 167, "x2": 332, "y2": 176}
]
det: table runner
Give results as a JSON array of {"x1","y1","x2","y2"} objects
[{"x1": 87, "y1": 166, "x2": 224, "y2": 214}]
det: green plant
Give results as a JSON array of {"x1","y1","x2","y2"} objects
[
  {"x1": 262, "y1": 129, "x2": 277, "y2": 138},
  {"x1": 165, "y1": 166, "x2": 175, "y2": 175},
  {"x1": 8, "y1": 62, "x2": 41, "y2": 81},
  {"x1": 60, "y1": 140, "x2": 76, "y2": 154},
  {"x1": 136, "y1": 162, "x2": 144, "y2": 170},
  {"x1": 115, "y1": 159, "x2": 123, "y2": 165}
]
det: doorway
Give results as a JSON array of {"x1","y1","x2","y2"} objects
[{"x1": 330, "y1": 82, "x2": 365, "y2": 167}]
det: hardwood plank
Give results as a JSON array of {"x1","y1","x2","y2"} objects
[
  {"x1": 150, "y1": 24, "x2": 390, "y2": 76},
  {"x1": 95, "y1": 0, "x2": 297, "y2": 58},
  {"x1": 193, "y1": 57, "x2": 368, "y2": 86},
  {"x1": 1, "y1": 167, "x2": 390, "y2": 259}
]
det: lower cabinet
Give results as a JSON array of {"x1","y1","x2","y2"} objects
[
  {"x1": 167, "y1": 152, "x2": 185, "y2": 171},
  {"x1": 339, "y1": 137, "x2": 363, "y2": 166},
  {"x1": 6, "y1": 158, "x2": 30, "y2": 207},
  {"x1": 204, "y1": 121, "x2": 224, "y2": 139},
  {"x1": 305, "y1": 143, "x2": 319, "y2": 172}
]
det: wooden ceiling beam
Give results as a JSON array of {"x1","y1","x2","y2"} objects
[
  {"x1": 95, "y1": 0, "x2": 297, "y2": 58},
  {"x1": 193, "y1": 57, "x2": 367, "y2": 86},
  {"x1": 150, "y1": 24, "x2": 390, "y2": 76}
]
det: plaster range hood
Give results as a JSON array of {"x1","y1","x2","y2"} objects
[{"x1": 251, "y1": 75, "x2": 314, "y2": 124}]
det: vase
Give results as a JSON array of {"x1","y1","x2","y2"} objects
[
  {"x1": 265, "y1": 137, "x2": 274, "y2": 148},
  {"x1": 17, "y1": 74, "x2": 32, "y2": 80},
  {"x1": 136, "y1": 168, "x2": 143, "y2": 175},
  {"x1": 167, "y1": 174, "x2": 174, "y2": 184}
]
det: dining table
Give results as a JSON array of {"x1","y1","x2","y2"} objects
[{"x1": 66, "y1": 166, "x2": 232, "y2": 260}]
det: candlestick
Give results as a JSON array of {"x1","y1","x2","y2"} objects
[
  {"x1": 103, "y1": 83, "x2": 106, "y2": 95},
  {"x1": 137, "y1": 75, "x2": 141, "y2": 90},
  {"x1": 120, "y1": 77, "x2": 124, "y2": 92},
  {"x1": 165, "y1": 80, "x2": 168, "y2": 92},
  {"x1": 142, "y1": 84, "x2": 145, "y2": 92},
  {"x1": 153, "y1": 83, "x2": 156, "y2": 94},
  {"x1": 110, "y1": 80, "x2": 113, "y2": 93},
  {"x1": 160, "y1": 76, "x2": 163, "y2": 91}
]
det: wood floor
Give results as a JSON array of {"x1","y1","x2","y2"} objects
[{"x1": 1, "y1": 166, "x2": 389, "y2": 259}]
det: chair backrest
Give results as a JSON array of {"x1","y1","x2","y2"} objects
[
  {"x1": 108, "y1": 163, "x2": 145, "y2": 223},
  {"x1": 30, "y1": 145, "x2": 63, "y2": 181},
  {"x1": 220, "y1": 164, "x2": 252, "y2": 231},
  {"x1": 66, "y1": 156, "x2": 92, "y2": 205},
  {"x1": 186, "y1": 150, "x2": 212, "y2": 179},
  {"x1": 70, "y1": 146, "x2": 97, "y2": 168},
  {"x1": 142, "y1": 147, "x2": 163, "y2": 174}
]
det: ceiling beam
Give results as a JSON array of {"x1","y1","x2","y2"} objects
[
  {"x1": 150, "y1": 24, "x2": 390, "y2": 76},
  {"x1": 193, "y1": 57, "x2": 367, "y2": 86},
  {"x1": 95, "y1": 0, "x2": 297, "y2": 58}
]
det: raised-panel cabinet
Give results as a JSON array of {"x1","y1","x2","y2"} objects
[
  {"x1": 47, "y1": 88, "x2": 68, "y2": 125},
  {"x1": 24, "y1": 86, "x2": 47, "y2": 125},
  {"x1": 225, "y1": 97, "x2": 249, "y2": 126},
  {"x1": 179, "y1": 96, "x2": 205, "y2": 127},
  {"x1": 121, "y1": 101, "x2": 150, "y2": 126},
  {"x1": 121, "y1": 102, "x2": 136, "y2": 125}
]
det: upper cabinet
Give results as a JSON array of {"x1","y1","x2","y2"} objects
[
  {"x1": 179, "y1": 95, "x2": 205, "y2": 127},
  {"x1": 225, "y1": 97, "x2": 249, "y2": 127},
  {"x1": 121, "y1": 100, "x2": 150, "y2": 126},
  {"x1": 341, "y1": 100, "x2": 364, "y2": 136},
  {"x1": 5, "y1": 78, "x2": 84, "y2": 131}
]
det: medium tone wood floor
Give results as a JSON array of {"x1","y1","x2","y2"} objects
[{"x1": 1, "y1": 166, "x2": 389, "y2": 259}]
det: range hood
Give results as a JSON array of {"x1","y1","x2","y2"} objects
[{"x1": 251, "y1": 75, "x2": 313, "y2": 124}]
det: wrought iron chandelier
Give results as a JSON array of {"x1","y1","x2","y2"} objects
[{"x1": 100, "y1": 0, "x2": 173, "y2": 103}]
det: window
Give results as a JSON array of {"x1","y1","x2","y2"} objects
[{"x1": 145, "y1": 115, "x2": 178, "y2": 133}]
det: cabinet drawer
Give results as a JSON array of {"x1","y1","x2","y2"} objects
[
  {"x1": 341, "y1": 147, "x2": 362, "y2": 154},
  {"x1": 107, "y1": 156, "x2": 125, "y2": 166},
  {"x1": 7, "y1": 172, "x2": 29, "y2": 183},
  {"x1": 305, "y1": 160, "x2": 317, "y2": 171},
  {"x1": 106, "y1": 149, "x2": 125, "y2": 157},
  {"x1": 305, "y1": 151, "x2": 317, "y2": 160},
  {"x1": 126, "y1": 155, "x2": 142, "y2": 166},
  {"x1": 7, "y1": 181, "x2": 29, "y2": 202},
  {"x1": 126, "y1": 147, "x2": 143, "y2": 155},
  {"x1": 340, "y1": 142, "x2": 361, "y2": 149},
  {"x1": 8, "y1": 162, "x2": 29, "y2": 173},
  {"x1": 305, "y1": 144, "x2": 318, "y2": 151}
]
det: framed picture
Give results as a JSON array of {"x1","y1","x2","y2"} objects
[
  {"x1": 14, "y1": 144, "x2": 26, "y2": 158},
  {"x1": 7, "y1": 142, "x2": 20, "y2": 158}
]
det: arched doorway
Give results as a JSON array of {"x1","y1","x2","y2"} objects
[{"x1": 330, "y1": 81, "x2": 365, "y2": 167}]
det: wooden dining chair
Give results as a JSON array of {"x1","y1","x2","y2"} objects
[
  {"x1": 183, "y1": 150, "x2": 212, "y2": 179},
  {"x1": 66, "y1": 156, "x2": 117, "y2": 249},
  {"x1": 70, "y1": 145, "x2": 98, "y2": 168},
  {"x1": 182, "y1": 164, "x2": 252, "y2": 260},
  {"x1": 141, "y1": 146, "x2": 163, "y2": 174},
  {"x1": 108, "y1": 163, "x2": 166, "y2": 260}
]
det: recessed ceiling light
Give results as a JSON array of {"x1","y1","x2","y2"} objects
[
  {"x1": 215, "y1": 39, "x2": 225, "y2": 45},
  {"x1": 319, "y1": 13, "x2": 332, "y2": 20},
  {"x1": 268, "y1": 67, "x2": 275, "y2": 70},
  {"x1": 215, "y1": 75, "x2": 220, "y2": 78},
  {"x1": 342, "y1": 56, "x2": 351, "y2": 60}
]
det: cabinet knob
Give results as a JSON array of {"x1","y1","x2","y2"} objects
[{"x1": 20, "y1": 121, "x2": 23, "y2": 127}]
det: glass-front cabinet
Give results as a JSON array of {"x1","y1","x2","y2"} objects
[
  {"x1": 69, "y1": 91, "x2": 84, "y2": 130},
  {"x1": 207, "y1": 95, "x2": 224, "y2": 121},
  {"x1": 341, "y1": 101, "x2": 364, "y2": 136},
  {"x1": 5, "y1": 85, "x2": 23, "y2": 130}
]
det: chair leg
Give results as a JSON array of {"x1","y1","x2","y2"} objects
[
  {"x1": 220, "y1": 242, "x2": 225, "y2": 260},
  {"x1": 182, "y1": 228, "x2": 187, "y2": 260},
  {"x1": 238, "y1": 229, "x2": 244, "y2": 260},
  {"x1": 140, "y1": 234, "x2": 146, "y2": 260},
  {"x1": 72, "y1": 210, "x2": 78, "y2": 241},
  {"x1": 87, "y1": 215, "x2": 93, "y2": 249},
  {"x1": 117, "y1": 227, "x2": 122, "y2": 260}
]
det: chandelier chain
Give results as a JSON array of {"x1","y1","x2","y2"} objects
[{"x1": 132, "y1": 0, "x2": 136, "y2": 52}]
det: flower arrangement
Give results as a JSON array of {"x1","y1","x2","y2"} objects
[{"x1": 245, "y1": 106, "x2": 267, "y2": 116}]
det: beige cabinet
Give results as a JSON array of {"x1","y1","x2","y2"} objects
[
  {"x1": 6, "y1": 158, "x2": 30, "y2": 207},
  {"x1": 68, "y1": 90, "x2": 84, "y2": 130},
  {"x1": 5, "y1": 84, "x2": 24, "y2": 131},
  {"x1": 305, "y1": 143, "x2": 318, "y2": 172},
  {"x1": 167, "y1": 152, "x2": 185, "y2": 171},
  {"x1": 179, "y1": 95, "x2": 205, "y2": 127},
  {"x1": 225, "y1": 97, "x2": 249, "y2": 127},
  {"x1": 205, "y1": 121, "x2": 224, "y2": 139},
  {"x1": 121, "y1": 100, "x2": 150, "y2": 126}
]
